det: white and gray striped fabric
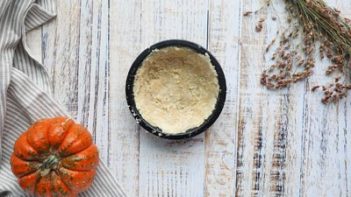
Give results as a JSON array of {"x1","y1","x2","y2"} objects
[{"x1": 0, "y1": 1, "x2": 126, "y2": 196}]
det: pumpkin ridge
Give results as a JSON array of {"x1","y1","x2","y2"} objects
[
  {"x1": 32, "y1": 172, "x2": 42, "y2": 196},
  {"x1": 54, "y1": 169, "x2": 74, "y2": 192},
  {"x1": 61, "y1": 144, "x2": 95, "y2": 159},
  {"x1": 60, "y1": 144, "x2": 99, "y2": 171},
  {"x1": 26, "y1": 131, "x2": 48, "y2": 155},
  {"x1": 17, "y1": 169, "x2": 40, "y2": 179},
  {"x1": 51, "y1": 170, "x2": 73, "y2": 195},
  {"x1": 59, "y1": 118, "x2": 75, "y2": 142},
  {"x1": 59, "y1": 165, "x2": 96, "y2": 172},
  {"x1": 62, "y1": 118, "x2": 74, "y2": 128},
  {"x1": 50, "y1": 172, "x2": 55, "y2": 197},
  {"x1": 13, "y1": 156, "x2": 42, "y2": 163},
  {"x1": 12, "y1": 117, "x2": 98, "y2": 196},
  {"x1": 45, "y1": 119, "x2": 51, "y2": 152},
  {"x1": 15, "y1": 132, "x2": 40, "y2": 161},
  {"x1": 19, "y1": 171, "x2": 41, "y2": 194},
  {"x1": 57, "y1": 167, "x2": 96, "y2": 192},
  {"x1": 16, "y1": 163, "x2": 41, "y2": 178},
  {"x1": 48, "y1": 118, "x2": 74, "y2": 150},
  {"x1": 58, "y1": 126, "x2": 92, "y2": 157},
  {"x1": 57, "y1": 122, "x2": 76, "y2": 154},
  {"x1": 27, "y1": 122, "x2": 51, "y2": 154},
  {"x1": 10, "y1": 154, "x2": 40, "y2": 178}
]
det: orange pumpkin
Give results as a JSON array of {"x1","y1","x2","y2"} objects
[{"x1": 10, "y1": 117, "x2": 99, "y2": 197}]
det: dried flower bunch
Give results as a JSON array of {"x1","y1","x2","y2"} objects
[{"x1": 249, "y1": 0, "x2": 351, "y2": 103}]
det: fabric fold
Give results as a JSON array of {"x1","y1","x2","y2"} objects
[
  {"x1": 24, "y1": 2, "x2": 56, "y2": 32},
  {"x1": 0, "y1": 1, "x2": 126, "y2": 196}
]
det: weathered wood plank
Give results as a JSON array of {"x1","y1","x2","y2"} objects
[
  {"x1": 40, "y1": 0, "x2": 111, "y2": 164},
  {"x1": 27, "y1": 0, "x2": 351, "y2": 196},
  {"x1": 204, "y1": 0, "x2": 241, "y2": 196},
  {"x1": 109, "y1": 0, "x2": 142, "y2": 196},
  {"x1": 88, "y1": 0, "x2": 110, "y2": 166},
  {"x1": 138, "y1": 0, "x2": 209, "y2": 196},
  {"x1": 237, "y1": 1, "x2": 307, "y2": 196},
  {"x1": 297, "y1": 1, "x2": 351, "y2": 196},
  {"x1": 325, "y1": 2, "x2": 351, "y2": 197},
  {"x1": 41, "y1": 0, "x2": 81, "y2": 115},
  {"x1": 260, "y1": 2, "x2": 306, "y2": 197},
  {"x1": 290, "y1": 0, "x2": 351, "y2": 196},
  {"x1": 238, "y1": 0, "x2": 351, "y2": 197},
  {"x1": 236, "y1": 1, "x2": 273, "y2": 195}
]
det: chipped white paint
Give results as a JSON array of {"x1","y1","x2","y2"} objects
[
  {"x1": 138, "y1": 1, "x2": 208, "y2": 196},
  {"x1": 25, "y1": 0, "x2": 351, "y2": 196}
]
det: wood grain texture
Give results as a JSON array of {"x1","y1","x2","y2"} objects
[
  {"x1": 204, "y1": 0, "x2": 240, "y2": 196},
  {"x1": 24, "y1": 0, "x2": 351, "y2": 196},
  {"x1": 238, "y1": 0, "x2": 351, "y2": 196},
  {"x1": 109, "y1": 0, "x2": 142, "y2": 196},
  {"x1": 138, "y1": 1, "x2": 208, "y2": 196}
]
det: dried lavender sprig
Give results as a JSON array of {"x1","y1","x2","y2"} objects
[
  {"x1": 260, "y1": 0, "x2": 351, "y2": 104},
  {"x1": 292, "y1": 0, "x2": 351, "y2": 54}
]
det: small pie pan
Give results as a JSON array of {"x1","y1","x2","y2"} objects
[{"x1": 126, "y1": 40, "x2": 226, "y2": 140}]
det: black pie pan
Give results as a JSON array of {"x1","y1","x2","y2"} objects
[{"x1": 126, "y1": 39, "x2": 227, "y2": 140}]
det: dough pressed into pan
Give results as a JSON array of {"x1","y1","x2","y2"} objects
[{"x1": 133, "y1": 47, "x2": 220, "y2": 134}]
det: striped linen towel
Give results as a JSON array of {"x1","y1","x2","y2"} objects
[{"x1": 0, "y1": 1, "x2": 126, "y2": 196}]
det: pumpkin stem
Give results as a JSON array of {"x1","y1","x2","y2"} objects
[{"x1": 40, "y1": 155, "x2": 59, "y2": 176}]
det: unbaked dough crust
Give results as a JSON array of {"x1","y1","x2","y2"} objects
[{"x1": 133, "y1": 47, "x2": 220, "y2": 134}]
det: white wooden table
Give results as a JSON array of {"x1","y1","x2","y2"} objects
[{"x1": 27, "y1": 0, "x2": 351, "y2": 196}]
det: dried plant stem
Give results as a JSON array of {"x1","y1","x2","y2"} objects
[{"x1": 256, "y1": 0, "x2": 351, "y2": 104}]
